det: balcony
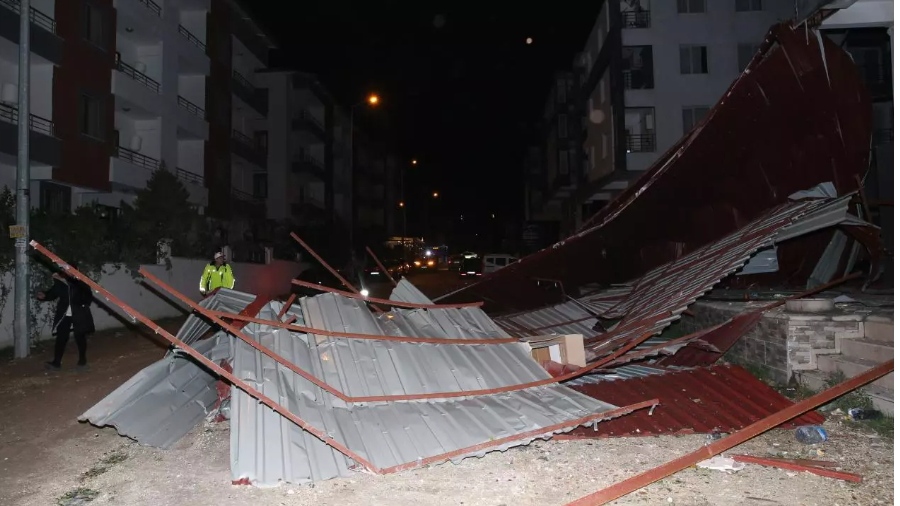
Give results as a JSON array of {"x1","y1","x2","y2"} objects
[
  {"x1": 176, "y1": 96, "x2": 208, "y2": 140},
  {"x1": 0, "y1": 0, "x2": 63, "y2": 64},
  {"x1": 176, "y1": 167, "x2": 208, "y2": 206},
  {"x1": 0, "y1": 101, "x2": 60, "y2": 167},
  {"x1": 136, "y1": 0, "x2": 162, "y2": 16},
  {"x1": 292, "y1": 152, "x2": 326, "y2": 181},
  {"x1": 231, "y1": 70, "x2": 267, "y2": 116},
  {"x1": 116, "y1": 0, "x2": 162, "y2": 48},
  {"x1": 176, "y1": 24, "x2": 209, "y2": 75},
  {"x1": 625, "y1": 133, "x2": 655, "y2": 153},
  {"x1": 113, "y1": 57, "x2": 163, "y2": 118},
  {"x1": 231, "y1": 129, "x2": 267, "y2": 168},
  {"x1": 110, "y1": 146, "x2": 160, "y2": 191},
  {"x1": 291, "y1": 110, "x2": 327, "y2": 144},
  {"x1": 622, "y1": 46, "x2": 654, "y2": 90},
  {"x1": 622, "y1": 10, "x2": 651, "y2": 29}
]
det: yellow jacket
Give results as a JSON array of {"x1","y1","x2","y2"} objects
[{"x1": 199, "y1": 263, "x2": 235, "y2": 293}]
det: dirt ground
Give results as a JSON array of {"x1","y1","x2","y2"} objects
[{"x1": 0, "y1": 320, "x2": 893, "y2": 506}]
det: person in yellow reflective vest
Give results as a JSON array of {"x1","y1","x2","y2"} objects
[{"x1": 199, "y1": 251, "x2": 235, "y2": 295}]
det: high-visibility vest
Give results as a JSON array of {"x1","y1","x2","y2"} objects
[{"x1": 199, "y1": 263, "x2": 235, "y2": 292}]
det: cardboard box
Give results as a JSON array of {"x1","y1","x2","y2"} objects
[{"x1": 525, "y1": 334, "x2": 586, "y2": 367}]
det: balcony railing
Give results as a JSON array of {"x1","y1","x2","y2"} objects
[
  {"x1": 116, "y1": 59, "x2": 161, "y2": 94},
  {"x1": 116, "y1": 146, "x2": 160, "y2": 171},
  {"x1": 0, "y1": 102, "x2": 55, "y2": 137},
  {"x1": 294, "y1": 110, "x2": 325, "y2": 131},
  {"x1": 622, "y1": 10, "x2": 651, "y2": 28},
  {"x1": 625, "y1": 133, "x2": 656, "y2": 153},
  {"x1": 232, "y1": 129, "x2": 259, "y2": 149},
  {"x1": 137, "y1": 0, "x2": 161, "y2": 17},
  {"x1": 0, "y1": 0, "x2": 56, "y2": 34},
  {"x1": 177, "y1": 96, "x2": 205, "y2": 119},
  {"x1": 232, "y1": 70, "x2": 254, "y2": 91},
  {"x1": 178, "y1": 25, "x2": 206, "y2": 52},
  {"x1": 176, "y1": 168, "x2": 204, "y2": 185},
  {"x1": 873, "y1": 128, "x2": 893, "y2": 145},
  {"x1": 293, "y1": 153, "x2": 325, "y2": 174},
  {"x1": 623, "y1": 69, "x2": 654, "y2": 90},
  {"x1": 232, "y1": 188, "x2": 262, "y2": 202}
]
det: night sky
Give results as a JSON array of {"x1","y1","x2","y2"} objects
[{"x1": 247, "y1": 1, "x2": 600, "y2": 244}]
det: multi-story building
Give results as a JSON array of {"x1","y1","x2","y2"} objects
[
  {"x1": 0, "y1": 0, "x2": 276, "y2": 237},
  {"x1": 531, "y1": 0, "x2": 803, "y2": 238}
]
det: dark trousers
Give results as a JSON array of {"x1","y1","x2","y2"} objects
[{"x1": 52, "y1": 316, "x2": 87, "y2": 366}]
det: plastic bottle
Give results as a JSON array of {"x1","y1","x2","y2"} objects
[
  {"x1": 848, "y1": 408, "x2": 882, "y2": 421},
  {"x1": 794, "y1": 425, "x2": 828, "y2": 444}
]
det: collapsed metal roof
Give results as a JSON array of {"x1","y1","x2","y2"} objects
[
  {"x1": 81, "y1": 286, "x2": 651, "y2": 487},
  {"x1": 495, "y1": 196, "x2": 874, "y2": 362},
  {"x1": 439, "y1": 22, "x2": 874, "y2": 312},
  {"x1": 557, "y1": 364, "x2": 826, "y2": 439}
]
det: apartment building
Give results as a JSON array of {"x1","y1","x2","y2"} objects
[
  {"x1": 531, "y1": 0, "x2": 800, "y2": 238},
  {"x1": 0, "y1": 0, "x2": 275, "y2": 234}
]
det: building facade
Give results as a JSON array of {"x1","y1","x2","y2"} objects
[
  {"x1": 530, "y1": 0, "x2": 801, "y2": 238},
  {"x1": 0, "y1": 0, "x2": 275, "y2": 233}
]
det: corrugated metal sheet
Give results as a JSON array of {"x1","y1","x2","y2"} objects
[
  {"x1": 79, "y1": 334, "x2": 233, "y2": 448},
  {"x1": 176, "y1": 289, "x2": 259, "y2": 346},
  {"x1": 228, "y1": 287, "x2": 631, "y2": 486},
  {"x1": 557, "y1": 364, "x2": 825, "y2": 438}
]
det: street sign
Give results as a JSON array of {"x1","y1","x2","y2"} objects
[{"x1": 8, "y1": 225, "x2": 25, "y2": 239}]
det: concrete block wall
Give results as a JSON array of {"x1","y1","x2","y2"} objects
[{"x1": 0, "y1": 257, "x2": 305, "y2": 349}]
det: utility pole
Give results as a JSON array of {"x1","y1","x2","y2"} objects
[{"x1": 13, "y1": 0, "x2": 31, "y2": 358}]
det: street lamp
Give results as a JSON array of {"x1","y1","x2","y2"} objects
[
  {"x1": 432, "y1": 191, "x2": 439, "y2": 198},
  {"x1": 349, "y1": 93, "x2": 379, "y2": 251}
]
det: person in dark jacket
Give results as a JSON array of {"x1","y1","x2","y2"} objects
[{"x1": 36, "y1": 263, "x2": 95, "y2": 371}]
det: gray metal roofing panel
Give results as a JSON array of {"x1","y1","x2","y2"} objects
[
  {"x1": 176, "y1": 289, "x2": 260, "y2": 346},
  {"x1": 299, "y1": 293, "x2": 551, "y2": 399},
  {"x1": 229, "y1": 326, "x2": 620, "y2": 485},
  {"x1": 79, "y1": 334, "x2": 232, "y2": 448},
  {"x1": 564, "y1": 364, "x2": 672, "y2": 386}
]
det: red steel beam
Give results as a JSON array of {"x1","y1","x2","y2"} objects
[
  {"x1": 564, "y1": 359, "x2": 893, "y2": 506},
  {"x1": 366, "y1": 246, "x2": 399, "y2": 288},
  {"x1": 28, "y1": 240, "x2": 380, "y2": 474},
  {"x1": 730, "y1": 454, "x2": 862, "y2": 483},
  {"x1": 206, "y1": 310, "x2": 519, "y2": 345},
  {"x1": 277, "y1": 293, "x2": 297, "y2": 319},
  {"x1": 31, "y1": 241, "x2": 659, "y2": 477},
  {"x1": 145, "y1": 267, "x2": 645, "y2": 403},
  {"x1": 290, "y1": 232, "x2": 360, "y2": 294},
  {"x1": 292, "y1": 279, "x2": 485, "y2": 309}
]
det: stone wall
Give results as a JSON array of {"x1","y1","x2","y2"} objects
[{"x1": 674, "y1": 300, "x2": 867, "y2": 384}]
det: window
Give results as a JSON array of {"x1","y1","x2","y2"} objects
[
  {"x1": 556, "y1": 79, "x2": 567, "y2": 103},
  {"x1": 558, "y1": 115, "x2": 568, "y2": 139},
  {"x1": 682, "y1": 106, "x2": 710, "y2": 134},
  {"x1": 558, "y1": 150, "x2": 569, "y2": 174},
  {"x1": 39, "y1": 182, "x2": 71, "y2": 214},
  {"x1": 254, "y1": 131, "x2": 268, "y2": 152},
  {"x1": 680, "y1": 45, "x2": 709, "y2": 74},
  {"x1": 677, "y1": 0, "x2": 706, "y2": 13},
  {"x1": 78, "y1": 93, "x2": 104, "y2": 139},
  {"x1": 253, "y1": 173, "x2": 268, "y2": 199},
  {"x1": 736, "y1": 0, "x2": 763, "y2": 12},
  {"x1": 737, "y1": 43, "x2": 756, "y2": 72},
  {"x1": 83, "y1": 3, "x2": 106, "y2": 47},
  {"x1": 601, "y1": 133, "x2": 609, "y2": 159}
]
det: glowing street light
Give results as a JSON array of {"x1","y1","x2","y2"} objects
[
  {"x1": 367, "y1": 94, "x2": 379, "y2": 106},
  {"x1": 399, "y1": 201, "x2": 405, "y2": 208},
  {"x1": 432, "y1": 191, "x2": 439, "y2": 198},
  {"x1": 411, "y1": 159, "x2": 417, "y2": 165}
]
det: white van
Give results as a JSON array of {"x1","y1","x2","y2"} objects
[{"x1": 482, "y1": 254, "x2": 518, "y2": 274}]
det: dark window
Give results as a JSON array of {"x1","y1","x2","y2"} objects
[
  {"x1": 254, "y1": 130, "x2": 268, "y2": 151},
  {"x1": 736, "y1": 0, "x2": 763, "y2": 12},
  {"x1": 737, "y1": 43, "x2": 756, "y2": 71},
  {"x1": 557, "y1": 115, "x2": 568, "y2": 139},
  {"x1": 83, "y1": 3, "x2": 106, "y2": 47},
  {"x1": 680, "y1": 45, "x2": 709, "y2": 74},
  {"x1": 253, "y1": 173, "x2": 267, "y2": 198},
  {"x1": 558, "y1": 150, "x2": 569, "y2": 175},
  {"x1": 682, "y1": 106, "x2": 710, "y2": 134},
  {"x1": 39, "y1": 182, "x2": 71, "y2": 214},
  {"x1": 677, "y1": 0, "x2": 706, "y2": 13},
  {"x1": 78, "y1": 93, "x2": 104, "y2": 139}
]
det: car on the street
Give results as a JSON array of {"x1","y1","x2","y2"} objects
[{"x1": 458, "y1": 254, "x2": 483, "y2": 279}]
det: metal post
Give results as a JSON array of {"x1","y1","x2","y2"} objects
[
  {"x1": 348, "y1": 107, "x2": 354, "y2": 253},
  {"x1": 401, "y1": 167, "x2": 406, "y2": 264},
  {"x1": 13, "y1": 0, "x2": 31, "y2": 359}
]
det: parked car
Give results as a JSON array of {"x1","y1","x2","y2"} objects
[
  {"x1": 458, "y1": 254, "x2": 483, "y2": 279},
  {"x1": 482, "y1": 254, "x2": 518, "y2": 275}
]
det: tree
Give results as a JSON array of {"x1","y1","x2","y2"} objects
[{"x1": 116, "y1": 165, "x2": 209, "y2": 264}]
